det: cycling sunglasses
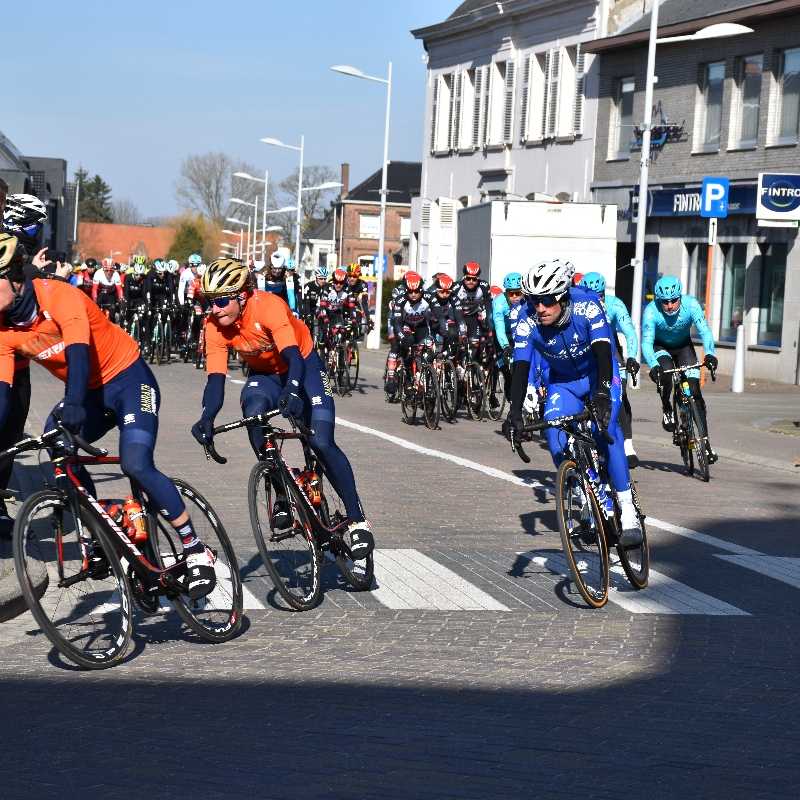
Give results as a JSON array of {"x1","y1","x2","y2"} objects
[
  {"x1": 527, "y1": 293, "x2": 561, "y2": 308},
  {"x1": 463, "y1": 275, "x2": 479, "y2": 282},
  {"x1": 211, "y1": 295, "x2": 236, "y2": 309},
  {"x1": 506, "y1": 289, "x2": 522, "y2": 298}
]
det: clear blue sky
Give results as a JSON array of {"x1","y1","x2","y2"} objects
[{"x1": 7, "y1": 0, "x2": 455, "y2": 218}]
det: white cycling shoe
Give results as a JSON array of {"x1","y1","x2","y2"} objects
[{"x1": 617, "y1": 490, "x2": 643, "y2": 547}]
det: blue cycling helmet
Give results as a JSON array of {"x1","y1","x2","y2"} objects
[
  {"x1": 654, "y1": 275, "x2": 682, "y2": 302},
  {"x1": 503, "y1": 272, "x2": 523, "y2": 290},
  {"x1": 285, "y1": 257, "x2": 296, "y2": 272},
  {"x1": 314, "y1": 265, "x2": 328, "y2": 279},
  {"x1": 581, "y1": 272, "x2": 606, "y2": 294},
  {"x1": 188, "y1": 253, "x2": 202, "y2": 266}
]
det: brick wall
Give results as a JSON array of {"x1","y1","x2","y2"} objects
[
  {"x1": 593, "y1": 14, "x2": 800, "y2": 187},
  {"x1": 339, "y1": 203, "x2": 411, "y2": 266}
]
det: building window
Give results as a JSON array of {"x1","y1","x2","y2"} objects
[
  {"x1": 430, "y1": 73, "x2": 454, "y2": 153},
  {"x1": 729, "y1": 54, "x2": 763, "y2": 148},
  {"x1": 687, "y1": 243, "x2": 709, "y2": 311},
  {"x1": 757, "y1": 243, "x2": 786, "y2": 347},
  {"x1": 400, "y1": 216, "x2": 411, "y2": 240},
  {"x1": 720, "y1": 244, "x2": 747, "y2": 341},
  {"x1": 609, "y1": 77, "x2": 634, "y2": 159},
  {"x1": 359, "y1": 214, "x2": 380, "y2": 239},
  {"x1": 458, "y1": 69, "x2": 477, "y2": 149},
  {"x1": 486, "y1": 61, "x2": 514, "y2": 146},
  {"x1": 774, "y1": 47, "x2": 800, "y2": 144},
  {"x1": 695, "y1": 61, "x2": 725, "y2": 151}
]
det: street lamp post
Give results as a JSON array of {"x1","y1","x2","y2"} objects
[
  {"x1": 234, "y1": 170, "x2": 270, "y2": 260},
  {"x1": 331, "y1": 62, "x2": 393, "y2": 350},
  {"x1": 260, "y1": 136, "x2": 305, "y2": 272},
  {"x1": 630, "y1": 6, "x2": 753, "y2": 361},
  {"x1": 226, "y1": 217, "x2": 248, "y2": 261},
  {"x1": 231, "y1": 197, "x2": 260, "y2": 263}
]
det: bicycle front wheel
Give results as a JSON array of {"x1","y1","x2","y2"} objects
[
  {"x1": 466, "y1": 362, "x2": 485, "y2": 421},
  {"x1": 400, "y1": 369, "x2": 418, "y2": 424},
  {"x1": 421, "y1": 362, "x2": 440, "y2": 430},
  {"x1": 248, "y1": 461, "x2": 322, "y2": 611},
  {"x1": 485, "y1": 366, "x2": 506, "y2": 421},
  {"x1": 439, "y1": 359, "x2": 459, "y2": 422},
  {"x1": 150, "y1": 479, "x2": 244, "y2": 642},
  {"x1": 615, "y1": 483, "x2": 649, "y2": 589},
  {"x1": 14, "y1": 490, "x2": 133, "y2": 669},
  {"x1": 555, "y1": 461, "x2": 609, "y2": 608},
  {"x1": 346, "y1": 341, "x2": 360, "y2": 392},
  {"x1": 688, "y1": 399, "x2": 710, "y2": 482}
]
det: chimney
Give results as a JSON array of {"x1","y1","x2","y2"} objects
[{"x1": 340, "y1": 163, "x2": 350, "y2": 198}]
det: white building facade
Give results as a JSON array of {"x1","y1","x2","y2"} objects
[{"x1": 409, "y1": 0, "x2": 634, "y2": 280}]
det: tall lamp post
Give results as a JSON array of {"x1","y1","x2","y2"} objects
[
  {"x1": 234, "y1": 170, "x2": 270, "y2": 260},
  {"x1": 260, "y1": 136, "x2": 304, "y2": 271},
  {"x1": 230, "y1": 197, "x2": 259, "y2": 263},
  {"x1": 630, "y1": 5, "x2": 753, "y2": 358},
  {"x1": 225, "y1": 217, "x2": 248, "y2": 261},
  {"x1": 222, "y1": 228, "x2": 242, "y2": 259},
  {"x1": 331, "y1": 62, "x2": 392, "y2": 350}
]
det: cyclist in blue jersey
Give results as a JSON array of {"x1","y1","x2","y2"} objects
[
  {"x1": 505, "y1": 258, "x2": 642, "y2": 546},
  {"x1": 262, "y1": 252, "x2": 296, "y2": 312},
  {"x1": 642, "y1": 275, "x2": 718, "y2": 462},
  {"x1": 581, "y1": 272, "x2": 640, "y2": 468},
  {"x1": 492, "y1": 272, "x2": 525, "y2": 395}
]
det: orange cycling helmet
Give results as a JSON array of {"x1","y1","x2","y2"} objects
[
  {"x1": 332, "y1": 268, "x2": 347, "y2": 283},
  {"x1": 405, "y1": 271, "x2": 423, "y2": 292}
]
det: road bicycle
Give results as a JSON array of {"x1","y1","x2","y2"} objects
[
  {"x1": 2, "y1": 426, "x2": 243, "y2": 669},
  {"x1": 148, "y1": 304, "x2": 173, "y2": 366},
  {"x1": 656, "y1": 361, "x2": 715, "y2": 482},
  {"x1": 400, "y1": 338, "x2": 440, "y2": 430},
  {"x1": 510, "y1": 408, "x2": 649, "y2": 608},
  {"x1": 203, "y1": 410, "x2": 374, "y2": 611},
  {"x1": 432, "y1": 343, "x2": 459, "y2": 424},
  {"x1": 459, "y1": 337, "x2": 488, "y2": 421},
  {"x1": 324, "y1": 322, "x2": 359, "y2": 396}
]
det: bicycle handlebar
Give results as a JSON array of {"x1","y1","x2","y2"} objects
[
  {"x1": 656, "y1": 361, "x2": 717, "y2": 394},
  {"x1": 0, "y1": 425, "x2": 108, "y2": 465}
]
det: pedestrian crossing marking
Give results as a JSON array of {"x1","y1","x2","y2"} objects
[
  {"x1": 525, "y1": 553, "x2": 749, "y2": 615},
  {"x1": 372, "y1": 549, "x2": 510, "y2": 611},
  {"x1": 716, "y1": 555, "x2": 800, "y2": 590}
]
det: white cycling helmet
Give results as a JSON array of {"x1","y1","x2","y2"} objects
[
  {"x1": 521, "y1": 258, "x2": 573, "y2": 298},
  {"x1": 314, "y1": 265, "x2": 328, "y2": 280},
  {"x1": 168, "y1": 259, "x2": 180, "y2": 273},
  {"x1": 133, "y1": 263, "x2": 146, "y2": 276},
  {"x1": 270, "y1": 252, "x2": 286, "y2": 270},
  {"x1": 3, "y1": 193, "x2": 48, "y2": 226}
]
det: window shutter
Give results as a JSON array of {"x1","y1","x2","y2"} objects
[
  {"x1": 545, "y1": 48, "x2": 561, "y2": 138},
  {"x1": 503, "y1": 59, "x2": 517, "y2": 144},
  {"x1": 482, "y1": 65, "x2": 491, "y2": 146},
  {"x1": 573, "y1": 44, "x2": 585, "y2": 136},
  {"x1": 540, "y1": 50, "x2": 551, "y2": 139},
  {"x1": 472, "y1": 66, "x2": 485, "y2": 148},
  {"x1": 430, "y1": 77, "x2": 440, "y2": 153},
  {"x1": 519, "y1": 55, "x2": 531, "y2": 142},
  {"x1": 450, "y1": 72, "x2": 463, "y2": 150}
]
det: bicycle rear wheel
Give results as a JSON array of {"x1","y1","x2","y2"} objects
[
  {"x1": 150, "y1": 479, "x2": 243, "y2": 642},
  {"x1": 615, "y1": 483, "x2": 649, "y2": 589},
  {"x1": 336, "y1": 344, "x2": 351, "y2": 395},
  {"x1": 14, "y1": 490, "x2": 133, "y2": 669},
  {"x1": 555, "y1": 461, "x2": 609, "y2": 608},
  {"x1": 248, "y1": 461, "x2": 322, "y2": 611},
  {"x1": 400, "y1": 368, "x2": 418, "y2": 424},
  {"x1": 346, "y1": 341, "x2": 359, "y2": 392}
]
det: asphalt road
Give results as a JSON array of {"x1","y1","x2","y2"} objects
[{"x1": 1, "y1": 350, "x2": 798, "y2": 800}]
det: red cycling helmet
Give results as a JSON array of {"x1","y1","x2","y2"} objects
[
  {"x1": 572, "y1": 271, "x2": 584, "y2": 287},
  {"x1": 490, "y1": 285, "x2": 503, "y2": 298},
  {"x1": 463, "y1": 261, "x2": 481, "y2": 278},
  {"x1": 405, "y1": 271, "x2": 423, "y2": 292},
  {"x1": 332, "y1": 268, "x2": 347, "y2": 283},
  {"x1": 437, "y1": 274, "x2": 454, "y2": 291}
]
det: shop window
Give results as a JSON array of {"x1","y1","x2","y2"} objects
[
  {"x1": 609, "y1": 76, "x2": 634, "y2": 159},
  {"x1": 359, "y1": 214, "x2": 380, "y2": 239},
  {"x1": 720, "y1": 244, "x2": 747, "y2": 341},
  {"x1": 687, "y1": 243, "x2": 709, "y2": 311},
  {"x1": 771, "y1": 47, "x2": 800, "y2": 144},
  {"x1": 757, "y1": 243, "x2": 787, "y2": 346}
]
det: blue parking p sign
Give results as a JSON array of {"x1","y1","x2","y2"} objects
[{"x1": 700, "y1": 177, "x2": 730, "y2": 218}]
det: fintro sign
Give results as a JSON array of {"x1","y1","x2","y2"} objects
[{"x1": 757, "y1": 173, "x2": 800, "y2": 222}]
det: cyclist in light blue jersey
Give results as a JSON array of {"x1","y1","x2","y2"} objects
[
  {"x1": 581, "y1": 272, "x2": 640, "y2": 468},
  {"x1": 492, "y1": 272, "x2": 525, "y2": 395},
  {"x1": 642, "y1": 275, "x2": 718, "y2": 462},
  {"x1": 506, "y1": 259, "x2": 642, "y2": 546}
]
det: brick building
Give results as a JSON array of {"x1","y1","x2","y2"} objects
[
  {"x1": 330, "y1": 161, "x2": 421, "y2": 276},
  {"x1": 78, "y1": 222, "x2": 175, "y2": 263},
  {"x1": 587, "y1": 0, "x2": 800, "y2": 383}
]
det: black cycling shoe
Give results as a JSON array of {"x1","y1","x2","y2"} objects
[
  {"x1": 0, "y1": 514, "x2": 12, "y2": 541},
  {"x1": 662, "y1": 410, "x2": 675, "y2": 432},
  {"x1": 270, "y1": 499, "x2": 291, "y2": 530},
  {"x1": 706, "y1": 445, "x2": 719, "y2": 464},
  {"x1": 185, "y1": 545, "x2": 217, "y2": 600},
  {"x1": 346, "y1": 521, "x2": 375, "y2": 560}
]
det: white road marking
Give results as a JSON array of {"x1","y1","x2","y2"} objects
[
  {"x1": 338, "y1": 416, "x2": 770, "y2": 559},
  {"x1": 373, "y1": 549, "x2": 509, "y2": 611},
  {"x1": 229, "y1": 379, "x2": 246, "y2": 385},
  {"x1": 716, "y1": 555, "x2": 800, "y2": 590},
  {"x1": 525, "y1": 553, "x2": 748, "y2": 615}
]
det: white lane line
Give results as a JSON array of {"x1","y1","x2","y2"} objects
[
  {"x1": 716, "y1": 555, "x2": 800, "y2": 590},
  {"x1": 230, "y1": 379, "x2": 246, "y2": 385},
  {"x1": 525, "y1": 553, "x2": 748, "y2": 615},
  {"x1": 337, "y1": 416, "x2": 767, "y2": 558},
  {"x1": 372, "y1": 549, "x2": 509, "y2": 611}
]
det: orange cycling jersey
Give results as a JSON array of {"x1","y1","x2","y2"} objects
[
  {"x1": 205, "y1": 290, "x2": 313, "y2": 376},
  {"x1": 0, "y1": 278, "x2": 140, "y2": 387}
]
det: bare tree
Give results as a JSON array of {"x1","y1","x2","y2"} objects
[
  {"x1": 111, "y1": 198, "x2": 140, "y2": 225},
  {"x1": 175, "y1": 152, "x2": 234, "y2": 223},
  {"x1": 277, "y1": 165, "x2": 339, "y2": 234}
]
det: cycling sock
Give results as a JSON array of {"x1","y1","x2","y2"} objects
[{"x1": 176, "y1": 518, "x2": 199, "y2": 551}]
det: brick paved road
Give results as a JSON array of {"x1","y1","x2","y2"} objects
[{"x1": 1, "y1": 354, "x2": 798, "y2": 799}]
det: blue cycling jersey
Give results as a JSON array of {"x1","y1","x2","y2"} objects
[
  {"x1": 641, "y1": 294, "x2": 714, "y2": 368},
  {"x1": 514, "y1": 286, "x2": 618, "y2": 383},
  {"x1": 492, "y1": 294, "x2": 524, "y2": 350},
  {"x1": 604, "y1": 294, "x2": 638, "y2": 360}
]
